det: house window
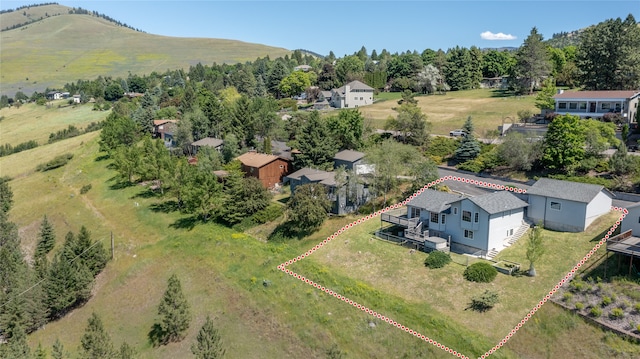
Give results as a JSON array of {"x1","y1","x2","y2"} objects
[
  {"x1": 430, "y1": 212, "x2": 439, "y2": 223},
  {"x1": 601, "y1": 103, "x2": 611, "y2": 110},
  {"x1": 507, "y1": 228, "x2": 514, "y2": 236},
  {"x1": 462, "y1": 210, "x2": 471, "y2": 222},
  {"x1": 550, "y1": 201, "x2": 561, "y2": 210},
  {"x1": 474, "y1": 212, "x2": 479, "y2": 223},
  {"x1": 279, "y1": 165, "x2": 284, "y2": 169},
  {"x1": 410, "y1": 207, "x2": 420, "y2": 219},
  {"x1": 453, "y1": 207, "x2": 458, "y2": 215},
  {"x1": 441, "y1": 214, "x2": 446, "y2": 224},
  {"x1": 464, "y1": 229, "x2": 474, "y2": 239},
  {"x1": 569, "y1": 102, "x2": 577, "y2": 110},
  {"x1": 558, "y1": 102, "x2": 567, "y2": 109},
  {"x1": 579, "y1": 102, "x2": 587, "y2": 110},
  {"x1": 615, "y1": 103, "x2": 621, "y2": 111}
]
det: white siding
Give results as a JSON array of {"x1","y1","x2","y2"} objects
[
  {"x1": 584, "y1": 191, "x2": 613, "y2": 228},
  {"x1": 621, "y1": 205, "x2": 640, "y2": 235},
  {"x1": 487, "y1": 209, "x2": 525, "y2": 251}
]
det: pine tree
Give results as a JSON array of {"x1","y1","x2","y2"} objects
[
  {"x1": 513, "y1": 27, "x2": 551, "y2": 94},
  {"x1": 454, "y1": 116, "x2": 481, "y2": 162},
  {"x1": 3, "y1": 323, "x2": 30, "y2": 359},
  {"x1": 52, "y1": 338, "x2": 66, "y2": 359},
  {"x1": 118, "y1": 342, "x2": 136, "y2": 359},
  {"x1": 191, "y1": 315, "x2": 225, "y2": 359},
  {"x1": 291, "y1": 111, "x2": 338, "y2": 170},
  {"x1": 46, "y1": 248, "x2": 93, "y2": 319},
  {"x1": 157, "y1": 274, "x2": 191, "y2": 343},
  {"x1": 34, "y1": 342, "x2": 47, "y2": 359},
  {"x1": 75, "y1": 226, "x2": 108, "y2": 276},
  {"x1": 80, "y1": 312, "x2": 115, "y2": 359},
  {"x1": 0, "y1": 178, "x2": 13, "y2": 214},
  {"x1": 35, "y1": 215, "x2": 56, "y2": 258}
]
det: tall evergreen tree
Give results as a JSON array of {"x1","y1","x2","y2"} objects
[
  {"x1": 35, "y1": 215, "x2": 56, "y2": 258},
  {"x1": 291, "y1": 111, "x2": 338, "y2": 170},
  {"x1": 454, "y1": 117, "x2": 481, "y2": 162},
  {"x1": 52, "y1": 338, "x2": 66, "y2": 359},
  {"x1": 191, "y1": 315, "x2": 226, "y2": 359},
  {"x1": 80, "y1": 312, "x2": 115, "y2": 359},
  {"x1": 74, "y1": 226, "x2": 108, "y2": 276},
  {"x1": 156, "y1": 274, "x2": 191, "y2": 343},
  {"x1": 513, "y1": 27, "x2": 551, "y2": 94},
  {"x1": 0, "y1": 178, "x2": 13, "y2": 214},
  {"x1": 444, "y1": 47, "x2": 473, "y2": 90},
  {"x1": 267, "y1": 60, "x2": 290, "y2": 98},
  {"x1": 2, "y1": 323, "x2": 30, "y2": 359},
  {"x1": 577, "y1": 14, "x2": 640, "y2": 90},
  {"x1": 118, "y1": 342, "x2": 137, "y2": 359}
]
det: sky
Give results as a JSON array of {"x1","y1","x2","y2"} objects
[{"x1": 2, "y1": 1, "x2": 639, "y2": 56}]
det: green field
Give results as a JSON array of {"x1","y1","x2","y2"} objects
[
  {"x1": 0, "y1": 5, "x2": 291, "y2": 96},
  {"x1": 0, "y1": 101, "x2": 109, "y2": 146},
  {"x1": 2, "y1": 93, "x2": 639, "y2": 358},
  {"x1": 362, "y1": 89, "x2": 538, "y2": 136}
]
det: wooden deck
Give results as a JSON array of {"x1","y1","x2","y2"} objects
[{"x1": 607, "y1": 230, "x2": 640, "y2": 257}]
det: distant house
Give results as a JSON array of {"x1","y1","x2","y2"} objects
[
  {"x1": 333, "y1": 149, "x2": 374, "y2": 175},
  {"x1": 72, "y1": 94, "x2": 81, "y2": 104},
  {"x1": 236, "y1": 151, "x2": 291, "y2": 189},
  {"x1": 294, "y1": 64, "x2": 312, "y2": 72},
  {"x1": 189, "y1": 137, "x2": 224, "y2": 155},
  {"x1": 124, "y1": 92, "x2": 144, "y2": 99},
  {"x1": 553, "y1": 90, "x2": 640, "y2": 125},
  {"x1": 526, "y1": 178, "x2": 613, "y2": 232},
  {"x1": 153, "y1": 120, "x2": 178, "y2": 147},
  {"x1": 382, "y1": 189, "x2": 529, "y2": 255},
  {"x1": 621, "y1": 202, "x2": 640, "y2": 235},
  {"x1": 47, "y1": 91, "x2": 62, "y2": 100},
  {"x1": 284, "y1": 167, "x2": 370, "y2": 215},
  {"x1": 330, "y1": 80, "x2": 374, "y2": 108}
]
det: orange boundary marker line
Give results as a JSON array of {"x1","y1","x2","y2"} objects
[{"x1": 278, "y1": 176, "x2": 627, "y2": 359}]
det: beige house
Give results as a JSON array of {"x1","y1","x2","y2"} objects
[
  {"x1": 330, "y1": 80, "x2": 374, "y2": 108},
  {"x1": 553, "y1": 90, "x2": 640, "y2": 125}
]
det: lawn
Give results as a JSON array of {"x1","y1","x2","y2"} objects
[
  {"x1": 0, "y1": 102, "x2": 108, "y2": 146},
  {"x1": 301, "y1": 211, "x2": 621, "y2": 344},
  {"x1": 359, "y1": 89, "x2": 538, "y2": 136}
]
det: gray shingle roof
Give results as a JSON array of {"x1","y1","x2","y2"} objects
[
  {"x1": 286, "y1": 168, "x2": 327, "y2": 181},
  {"x1": 334, "y1": 150, "x2": 365, "y2": 163},
  {"x1": 406, "y1": 189, "x2": 465, "y2": 213},
  {"x1": 526, "y1": 178, "x2": 609, "y2": 203},
  {"x1": 191, "y1": 137, "x2": 224, "y2": 148},
  {"x1": 467, "y1": 191, "x2": 528, "y2": 215}
]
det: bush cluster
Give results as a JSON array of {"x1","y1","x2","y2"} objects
[
  {"x1": 609, "y1": 307, "x2": 625, "y2": 320},
  {"x1": 36, "y1": 153, "x2": 73, "y2": 171},
  {"x1": 0, "y1": 140, "x2": 39, "y2": 157},
  {"x1": 590, "y1": 307, "x2": 603, "y2": 317},
  {"x1": 424, "y1": 251, "x2": 451, "y2": 269},
  {"x1": 80, "y1": 184, "x2": 92, "y2": 194},
  {"x1": 469, "y1": 290, "x2": 500, "y2": 312},
  {"x1": 463, "y1": 262, "x2": 498, "y2": 283}
]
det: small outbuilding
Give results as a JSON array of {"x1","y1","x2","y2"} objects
[{"x1": 236, "y1": 151, "x2": 291, "y2": 189}]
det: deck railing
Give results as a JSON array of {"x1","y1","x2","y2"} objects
[{"x1": 380, "y1": 212, "x2": 418, "y2": 228}]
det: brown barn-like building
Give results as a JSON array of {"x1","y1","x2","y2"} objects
[{"x1": 236, "y1": 151, "x2": 291, "y2": 189}]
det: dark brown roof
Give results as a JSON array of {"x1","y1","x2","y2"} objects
[{"x1": 553, "y1": 91, "x2": 640, "y2": 100}]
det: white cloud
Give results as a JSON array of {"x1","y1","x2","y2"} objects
[{"x1": 480, "y1": 31, "x2": 517, "y2": 40}]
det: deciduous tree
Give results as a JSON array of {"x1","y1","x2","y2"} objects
[
  {"x1": 542, "y1": 114, "x2": 585, "y2": 171},
  {"x1": 526, "y1": 224, "x2": 545, "y2": 276},
  {"x1": 286, "y1": 183, "x2": 331, "y2": 234}
]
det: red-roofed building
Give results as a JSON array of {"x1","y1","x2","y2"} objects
[
  {"x1": 235, "y1": 151, "x2": 291, "y2": 188},
  {"x1": 552, "y1": 90, "x2": 640, "y2": 125}
]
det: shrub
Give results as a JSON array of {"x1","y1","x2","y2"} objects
[
  {"x1": 569, "y1": 279, "x2": 585, "y2": 293},
  {"x1": 634, "y1": 303, "x2": 640, "y2": 313},
  {"x1": 562, "y1": 292, "x2": 573, "y2": 302},
  {"x1": 601, "y1": 296, "x2": 612, "y2": 307},
  {"x1": 80, "y1": 184, "x2": 92, "y2": 194},
  {"x1": 637, "y1": 324, "x2": 640, "y2": 333},
  {"x1": 609, "y1": 307, "x2": 625, "y2": 320},
  {"x1": 575, "y1": 302, "x2": 584, "y2": 311},
  {"x1": 456, "y1": 159, "x2": 484, "y2": 173},
  {"x1": 36, "y1": 153, "x2": 73, "y2": 171},
  {"x1": 463, "y1": 262, "x2": 498, "y2": 283},
  {"x1": 621, "y1": 300, "x2": 631, "y2": 310},
  {"x1": 469, "y1": 290, "x2": 500, "y2": 312},
  {"x1": 424, "y1": 251, "x2": 451, "y2": 269},
  {"x1": 252, "y1": 203, "x2": 284, "y2": 224},
  {"x1": 590, "y1": 307, "x2": 603, "y2": 317}
]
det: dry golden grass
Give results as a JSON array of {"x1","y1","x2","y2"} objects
[{"x1": 360, "y1": 89, "x2": 538, "y2": 136}]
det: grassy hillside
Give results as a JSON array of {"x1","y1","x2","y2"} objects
[
  {"x1": 0, "y1": 101, "x2": 109, "y2": 146},
  {"x1": 362, "y1": 89, "x2": 538, "y2": 136},
  {"x1": 0, "y1": 7, "x2": 291, "y2": 96},
  {"x1": 0, "y1": 4, "x2": 70, "y2": 30}
]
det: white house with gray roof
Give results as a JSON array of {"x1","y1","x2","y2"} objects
[
  {"x1": 526, "y1": 178, "x2": 612, "y2": 232},
  {"x1": 330, "y1": 80, "x2": 374, "y2": 108},
  {"x1": 383, "y1": 189, "x2": 529, "y2": 255}
]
